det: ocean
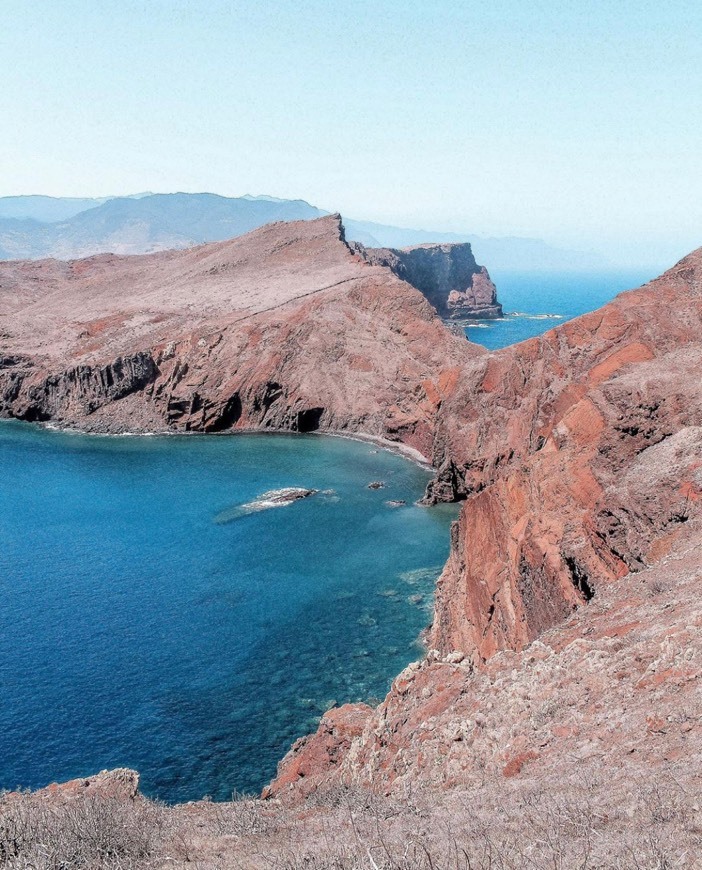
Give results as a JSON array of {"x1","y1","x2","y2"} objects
[
  {"x1": 0, "y1": 424, "x2": 456, "y2": 802},
  {"x1": 463, "y1": 269, "x2": 657, "y2": 350}
]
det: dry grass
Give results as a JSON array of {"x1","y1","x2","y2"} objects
[{"x1": 3, "y1": 770, "x2": 701, "y2": 869}]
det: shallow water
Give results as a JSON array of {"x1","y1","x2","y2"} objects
[
  {"x1": 463, "y1": 269, "x2": 656, "y2": 350},
  {"x1": 0, "y1": 423, "x2": 456, "y2": 802}
]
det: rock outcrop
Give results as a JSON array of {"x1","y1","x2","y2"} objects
[
  {"x1": 353, "y1": 241, "x2": 502, "y2": 318},
  {"x1": 425, "y1": 251, "x2": 702, "y2": 661}
]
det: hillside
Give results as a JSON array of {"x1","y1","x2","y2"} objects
[{"x1": 0, "y1": 214, "x2": 479, "y2": 457}]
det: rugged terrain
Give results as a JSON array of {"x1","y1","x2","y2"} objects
[
  {"x1": 0, "y1": 214, "x2": 484, "y2": 458},
  {"x1": 2, "y1": 221, "x2": 702, "y2": 867},
  {"x1": 353, "y1": 241, "x2": 502, "y2": 318}
]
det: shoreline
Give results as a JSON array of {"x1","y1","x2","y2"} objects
[
  {"x1": 1, "y1": 413, "x2": 446, "y2": 803},
  {"x1": 5, "y1": 416, "x2": 435, "y2": 471}
]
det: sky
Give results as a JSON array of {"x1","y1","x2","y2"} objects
[{"x1": 1, "y1": 0, "x2": 700, "y2": 268}]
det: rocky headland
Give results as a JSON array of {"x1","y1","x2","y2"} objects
[
  {"x1": 2, "y1": 216, "x2": 702, "y2": 867},
  {"x1": 0, "y1": 215, "x2": 484, "y2": 457},
  {"x1": 353, "y1": 240, "x2": 503, "y2": 319}
]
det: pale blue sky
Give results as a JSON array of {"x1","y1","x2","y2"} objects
[{"x1": 1, "y1": 0, "x2": 700, "y2": 267}]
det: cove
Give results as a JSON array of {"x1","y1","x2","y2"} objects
[{"x1": 0, "y1": 422, "x2": 456, "y2": 802}]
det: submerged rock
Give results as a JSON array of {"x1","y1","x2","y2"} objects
[
  {"x1": 214, "y1": 487, "x2": 317, "y2": 523},
  {"x1": 367, "y1": 481, "x2": 385, "y2": 490}
]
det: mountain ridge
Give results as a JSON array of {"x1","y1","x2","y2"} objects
[{"x1": 0, "y1": 191, "x2": 604, "y2": 270}]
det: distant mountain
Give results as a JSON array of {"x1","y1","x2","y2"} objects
[
  {"x1": 0, "y1": 195, "x2": 110, "y2": 223},
  {"x1": 0, "y1": 192, "x2": 152, "y2": 223},
  {"x1": 0, "y1": 193, "x2": 326, "y2": 260},
  {"x1": 342, "y1": 218, "x2": 604, "y2": 271},
  {"x1": 0, "y1": 192, "x2": 603, "y2": 270}
]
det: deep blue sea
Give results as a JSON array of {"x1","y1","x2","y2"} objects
[
  {"x1": 0, "y1": 423, "x2": 456, "y2": 802},
  {"x1": 464, "y1": 269, "x2": 657, "y2": 350}
]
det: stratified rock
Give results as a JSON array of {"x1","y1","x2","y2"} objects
[
  {"x1": 427, "y1": 250, "x2": 702, "y2": 661},
  {"x1": 353, "y1": 241, "x2": 502, "y2": 318}
]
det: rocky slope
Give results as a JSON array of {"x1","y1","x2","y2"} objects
[
  {"x1": 0, "y1": 214, "x2": 480, "y2": 458},
  {"x1": 353, "y1": 241, "x2": 502, "y2": 318},
  {"x1": 266, "y1": 247, "x2": 702, "y2": 799}
]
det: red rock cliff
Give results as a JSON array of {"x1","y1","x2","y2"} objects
[
  {"x1": 266, "y1": 250, "x2": 702, "y2": 800},
  {"x1": 353, "y1": 241, "x2": 502, "y2": 319}
]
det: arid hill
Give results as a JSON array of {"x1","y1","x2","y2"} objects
[{"x1": 0, "y1": 214, "x2": 482, "y2": 457}]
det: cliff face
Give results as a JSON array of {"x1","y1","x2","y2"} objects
[
  {"x1": 425, "y1": 251, "x2": 702, "y2": 660},
  {"x1": 267, "y1": 249, "x2": 702, "y2": 799},
  {"x1": 353, "y1": 241, "x2": 502, "y2": 318},
  {"x1": 0, "y1": 215, "x2": 479, "y2": 458}
]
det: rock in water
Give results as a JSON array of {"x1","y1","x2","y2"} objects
[{"x1": 214, "y1": 487, "x2": 317, "y2": 523}]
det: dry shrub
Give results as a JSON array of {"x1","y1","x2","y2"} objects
[{"x1": 0, "y1": 792, "x2": 164, "y2": 869}]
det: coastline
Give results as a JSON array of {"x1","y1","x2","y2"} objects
[
  {"x1": 21, "y1": 417, "x2": 435, "y2": 471},
  {"x1": 2, "y1": 414, "x2": 448, "y2": 802}
]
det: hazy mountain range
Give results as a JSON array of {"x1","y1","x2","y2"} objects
[{"x1": 0, "y1": 192, "x2": 604, "y2": 271}]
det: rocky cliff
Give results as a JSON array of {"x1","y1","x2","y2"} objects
[
  {"x1": 4, "y1": 216, "x2": 702, "y2": 846},
  {"x1": 353, "y1": 240, "x2": 502, "y2": 318},
  {"x1": 267, "y1": 248, "x2": 702, "y2": 800},
  {"x1": 0, "y1": 215, "x2": 479, "y2": 458}
]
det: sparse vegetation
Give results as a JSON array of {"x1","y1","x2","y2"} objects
[
  {"x1": 0, "y1": 792, "x2": 164, "y2": 869},
  {"x1": 4, "y1": 772, "x2": 701, "y2": 869}
]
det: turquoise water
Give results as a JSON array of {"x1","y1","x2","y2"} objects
[
  {"x1": 0, "y1": 423, "x2": 456, "y2": 802},
  {"x1": 464, "y1": 270, "x2": 657, "y2": 350}
]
